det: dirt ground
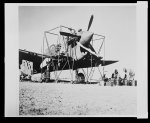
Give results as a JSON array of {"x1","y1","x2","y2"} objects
[{"x1": 19, "y1": 81, "x2": 137, "y2": 116}]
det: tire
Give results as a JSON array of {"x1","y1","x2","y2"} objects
[
  {"x1": 45, "y1": 78, "x2": 50, "y2": 83},
  {"x1": 77, "y1": 73, "x2": 85, "y2": 83}
]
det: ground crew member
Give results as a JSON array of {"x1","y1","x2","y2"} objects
[{"x1": 123, "y1": 69, "x2": 128, "y2": 86}]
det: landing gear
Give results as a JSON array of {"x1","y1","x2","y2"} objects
[
  {"x1": 77, "y1": 73, "x2": 85, "y2": 83},
  {"x1": 42, "y1": 68, "x2": 50, "y2": 83},
  {"x1": 45, "y1": 71, "x2": 50, "y2": 83},
  {"x1": 45, "y1": 78, "x2": 50, "y2": 83},
  {"x1": 75, "y1": 70, "x2": 85, "y2": 84}
]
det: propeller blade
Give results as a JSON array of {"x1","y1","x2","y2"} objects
[
  {"x1": 88, "y1": 43, "x2": 96, "y2": 53},
  {"x1": 60, "y1": 31, "x2": 81, "y2": 38},
  {"x1": 87, "y1": 15, "x2": 94, "y2": 31},
  {"x1": 77, "y1": 42, "x2": 98, "y2": 57}
]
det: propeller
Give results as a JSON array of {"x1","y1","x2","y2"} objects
[
  {"x1": 77, "y1": 42, "x2": 99, "y2": 57},
  {"x1": 87, "y1": 15, "x2": 94, "y2": 31}
]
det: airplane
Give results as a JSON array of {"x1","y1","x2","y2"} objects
[{"x1": 19, "y1": 15, "x2": 118, "y2": 83}]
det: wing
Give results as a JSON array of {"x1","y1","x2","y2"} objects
[
  {"x1": 100, "y1": 60, "x2": 119, "y2": 66},
  {"x1": 19, "y1": 49, "x2": 50, "y2": 73},
  {"x1": 73, "y1": 58, "x2": 118, "y2": 69}
]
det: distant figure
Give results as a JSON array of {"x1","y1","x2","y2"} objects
[
  {"x1": 118, "y1": 77, "x2": 123, "y2": 86},
  {"x1": 111, "y1": 73, "x2": 115, "y2": 86},
  {"x1": 135, "y1": 80, "x2": 137, "y2": 86},
  {"x1": 103, "y1": 74, "x2": 109, "y2": 86},
  {"x1": 123, "y1": 68, "x2": 128, "y2": 86},
  {"x1": 114, "y1": 69, "x2": 120, "y2": 86},
  {"x1": 128, "y1": 69, "x2": 135, "y2": 86},
  {"x1": 112, "y1": 73, "x2": 114, "y2": 78}
]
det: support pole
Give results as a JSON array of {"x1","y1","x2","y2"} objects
[
  {"x1": 75, "y1": 69, "x2": 79, "y2": 83},
  {"x1": 44, "y1": 32, "x2": 57, "y2": 81},
  {"x1": 87, "y1": 67, "x2": 88, "y2": 83},
  {"x1": 103, "y1": 37, "x2": 105, "y2": 77},
  {"x1": 41, "y1": 34, "x2": 45, "y2": 82}
]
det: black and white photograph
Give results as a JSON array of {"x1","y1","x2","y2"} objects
[{"x1": 5, "y1": 3, "x2": 148, "y2": 118}]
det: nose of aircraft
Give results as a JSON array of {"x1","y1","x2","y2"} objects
[{"x1": 79, "y1": 31, "x2": 94, "y2": 46}]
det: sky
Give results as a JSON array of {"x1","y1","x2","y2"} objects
[{"x1": 19, "y1": 5, "x2": 137, "y2": 79}]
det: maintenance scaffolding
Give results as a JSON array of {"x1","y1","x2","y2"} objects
[{"x1": 41, "y1": 25, "x2": 106, "y2": 84}]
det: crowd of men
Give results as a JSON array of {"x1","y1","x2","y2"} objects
[{"x1": 103, "y1": 69, "x2": 137, "y2": 86}]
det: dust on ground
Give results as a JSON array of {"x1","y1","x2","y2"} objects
[{"x1": 19, "y1": 81, "x2": 137, "y2": 116}]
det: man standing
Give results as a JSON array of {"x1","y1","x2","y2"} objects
[
  {"x1": 123, "y1": 68, "x2": 128, "y2": 86},
  {"x1": 111, "y1": 73, "x2": 115, "y2": 86},
  {"x1": 114, "y1": 69, "x2": 120, "y2": 86}
]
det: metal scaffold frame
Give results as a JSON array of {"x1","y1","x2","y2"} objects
[{"x1": 41, "y1": 26, "x2": 106, "y2": 83}]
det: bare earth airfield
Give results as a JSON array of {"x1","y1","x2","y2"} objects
[{"x1": 19, "y1": 81, "x2": 137, "y2": 115}]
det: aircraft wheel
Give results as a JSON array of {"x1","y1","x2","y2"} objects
[
  {"x1": 45, "y1": 78, "x2": 50, "y2": 83},
  {"x1": 77, "y1": 73, "x2": 85, "y2": 83}
]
